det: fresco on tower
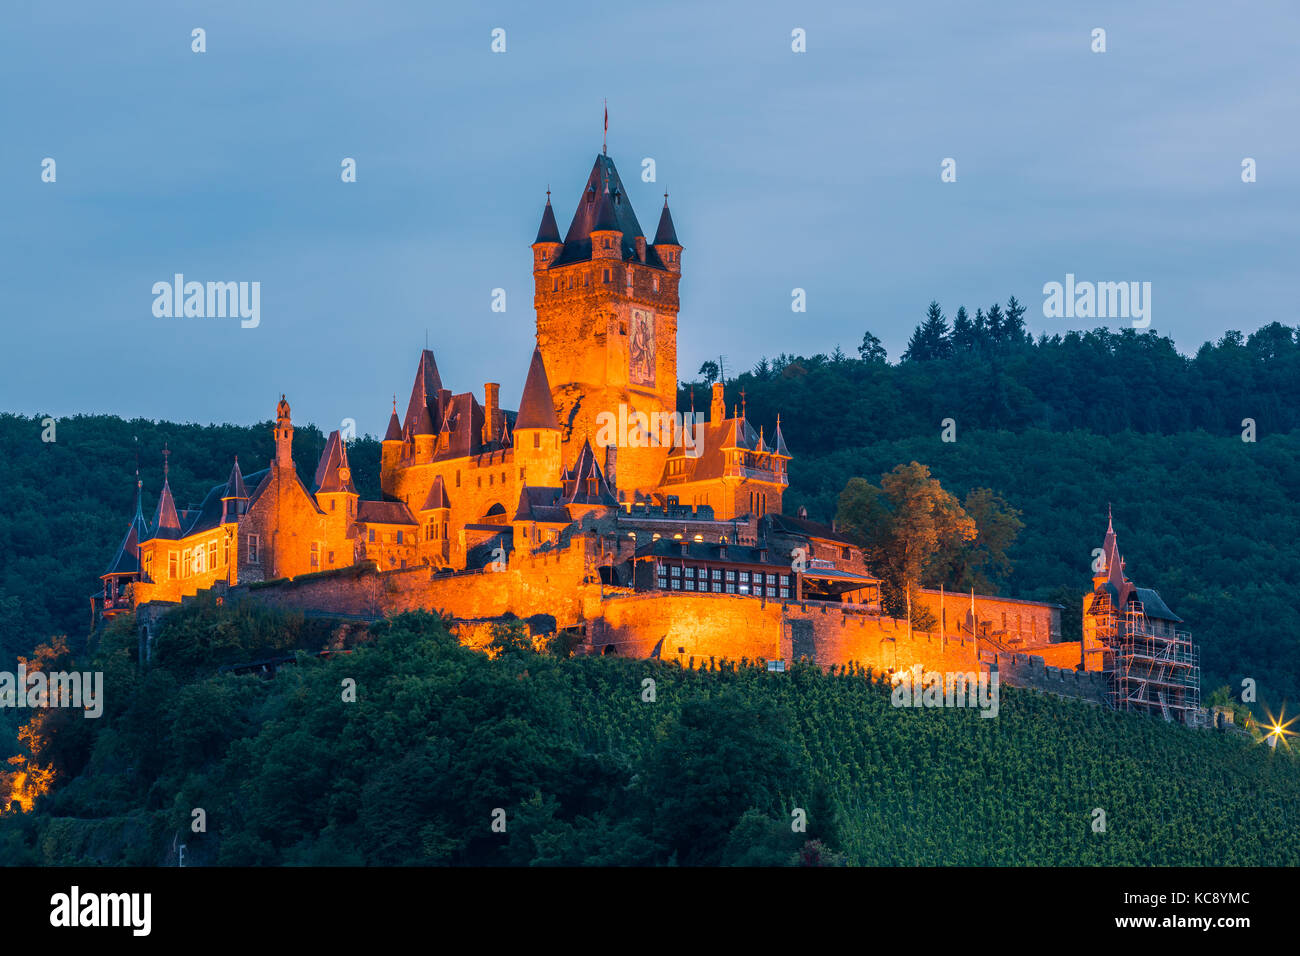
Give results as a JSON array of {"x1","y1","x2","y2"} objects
[{"x1": 630, "y1": 309, "x2": 655, "y2": 387}]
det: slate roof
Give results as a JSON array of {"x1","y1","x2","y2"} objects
[
  {"x1": 421, "y1": 475, "x2": 450, "y2": 511},
  {"x1": 187, "y1": 468, "x2": 269, "y2": 536},
  {"x1": 534, "y1": 197, "x2": 561, "y2": 244},
  {"x1": 552, "y1": 155, "x2": 668, "y2": 270},
  {"x1": 765, "y1": 513, "x2": 858, "y2": 546},
  {"x1": 403, "y1": 349, "x2": 443, "y2": 437},
  {"x1": 356, "y1": 500, "x2": 417, "y2": 526},
  {"x1": 222, "y1": 458, "x2": 248, "y2": 500},
  {"x1": 515, "y1": 348, "x2": 560, "y2": 430},
  {"x1": 313, "y1": 430, "x2": 356, "y2": 494},
  {"x1": 149, "y1": 479, "x2": 183, "y2": 540},
  {"x1": 560, "y1": 440, "x2": 617, "y2": 506},
  {"x1": 514, "y1": 485, "x2": 570, "y2": 525},
  {"x1": 653, "y1": 200, "x2": 680, "y2": 246},
  {"x1": 104, "y1": 481, "x2": 148, "y2": 577}
]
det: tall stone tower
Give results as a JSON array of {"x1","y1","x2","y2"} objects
[{"x1": 531, "y1": 154, "x2": 683, "y2": 496}]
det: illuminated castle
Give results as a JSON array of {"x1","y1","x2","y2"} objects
[{"x1": 96, "y1": 145, "x2": 1091, "y2": 681}]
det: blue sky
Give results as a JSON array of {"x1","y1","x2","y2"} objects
[{"x1": 3, "y1": 0, "x2": 1297, "y2": 438}]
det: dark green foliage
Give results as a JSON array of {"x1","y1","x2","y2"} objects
[{"x1": 3, "y1": 609, "x2": 1297, "y2": 866}]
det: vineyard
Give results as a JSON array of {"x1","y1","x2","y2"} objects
[{"x1": 3, "y1": 604, "x2": 1295, "y2": 866}]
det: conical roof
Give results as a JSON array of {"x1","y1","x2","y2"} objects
[
  {"x1": 653, "y1": 199, "x2": 680, "y2": 246},
  {"x1": 104, "y1": 475, "x2": 148, "y2": 576},
  {"x1": 515, "y1": 348, "x2": 560, "y2": 430},
  {"x1": 534, "y1": 196, "x2": 561, "y2": 244},
  {"x1": 150, "y1": 479, "x2": 182, "y2": 539},
  {"x1": 403, "y1": 349, "x2": 443, "y2": 436},
  {"x1": 383, "y1": 398, "x2": 402, "y2": 442},
  {"x1": 221, "y1": 457, "x2": 248, "y2": 500}
]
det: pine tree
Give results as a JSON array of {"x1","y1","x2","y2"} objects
[
  {"x1": 951, "y1": 306, "x2": 976, "y2": 353},
  {"x1": 986, "y1": 302, "x2": 1005, "y2": 343},
  {"x1": 1003, "y1": 296, "x2": 1027, "y2": 344}
]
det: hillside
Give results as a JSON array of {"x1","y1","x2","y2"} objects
[{"x1": 3, "y1": 606, "x2": 1295, "y2": 866}]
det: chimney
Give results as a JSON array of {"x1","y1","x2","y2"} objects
[
  {"x1": 635, "y1": 236, "x2": 647, "y2": 262},
  {"x1": 483, "y1": 383, "x2": 500, "y2": 444},
  {"x1": 710, "y1": 382, "x2": 725, "y2": 422}
]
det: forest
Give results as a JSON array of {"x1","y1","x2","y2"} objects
[{"x1": 2, "y1": 605, "x2": 1296, "y2": 866}]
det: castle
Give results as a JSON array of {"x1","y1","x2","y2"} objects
[{"x1": 92, "y1": 144, "x2": 1200, "y2": 722}]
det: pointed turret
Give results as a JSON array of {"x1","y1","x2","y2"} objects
[
  {"x1": 150, "y1": 446, "x2": 183, "y2": 540},
  {"x1": 220, "y1": 456, "x2": 249, "y2": 522},
  {"x1": 514, "y1": 347, "x2": 562, "y2": 484},
  {"x1": 383, "y1": 397, "x2": 402, "y2": 442},
  {"x1": 772, "y1": 414, "x2": 791, "y2": 458},
  {"x1": 532, "y1": 191, "x2": 564, "y2": 272},
  {"x1": 535, "y1": 193, "x2": 561, "y2": 244},
  {"x1": 403, "y1": 349, "x2": 443, "y2": 437},
  {"x1": 515, "y1": 347, "x2": 560, "y2": 431}
]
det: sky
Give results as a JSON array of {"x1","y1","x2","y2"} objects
[{"x1": 3, "y1": 0, "x2": 1298, "y2": 438}]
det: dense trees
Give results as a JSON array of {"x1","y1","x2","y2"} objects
[{"x1": 3, "y1": 608, "x2": 1296, "y2": 866}]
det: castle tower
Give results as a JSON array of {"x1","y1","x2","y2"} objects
[
  {"x1": 513, "y1": 347, "x2": 562, "y2": 486},
  {"x1": 381, "y1": 397, "x2": 402, "y2": 478},
  {"x1": 313, "y1": 429, "x2": 359, "y2": 539},
  {"x1": 274, "y1": 395, "x2": 294, "y2": 470},
  {"x1": 531, "y1": 153, "x2": 681, "y2": 496},
  {"x1": 652, "y1": 194, "x2": 682, "y2": 274}
]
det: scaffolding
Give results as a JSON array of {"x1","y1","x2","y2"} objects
[{"x1": 1093, "y1": 596, "x2": 1200, "y2": 723}]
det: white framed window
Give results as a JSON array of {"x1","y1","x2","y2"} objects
[
  {"x1": 248, "y1": 534, "x2": 260, "y2": 564},
  {"x1": 311, "y1": 542, "x2": 320, "y2": 568}
]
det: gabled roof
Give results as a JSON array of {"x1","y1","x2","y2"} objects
[
  {"x1": 515, "y1": 348, "x2": 560, "y2": 430},
  {"x1": 653, "y1": 200, "x2": 680, "y2": 246},
  {"x1": 356, "y1": 500, "x2": 417, "y2": 526},
  {"x1": 561, "y1": 440, "x2": 618, "y2": 506},
  {"x1": 764, "y1": 513, "x2": 858, "y2": 546},
  {"x1": 534, "y1": 196, "x2": 561, "y2": 244},
  {"x1": 552, "y1": 155, "x2": 667, "y2": 270},
  {"x1": 421, "y1": 475, "x2": 450, "y2": 511},
  {"x1": 514, "y1": 485, "x2": 570, "y2": 525},
  {"x1": 403, "y1": 349, "x2": 443, "y2": 437},
  {"x1": 313, "y1": 430, "x2": 356, "y2": 494}
]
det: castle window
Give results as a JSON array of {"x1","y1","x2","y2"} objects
[
  {"x1": 533, "y1": 433, "x2": 540, "y2": 449},
  {"x1": 368, "y1": 529, "x2": 376, "y2": 543},
  {"x1": 207, "y1": 541, "x2": 218, "y2": 570},
  {"x1": 328, "y1": 551, "x2": 334, "y2": 564},
  {"x1": 653, "y1": 276, "x2": 659, "y2": 292},
  {"x1": 168, "y1": 552, "x2": 178, "y2": 580},
  {"x1": 842, "y1": 547, "x2": 850, "y2": 560},
  {"x1": 584, "y1": 273, "x2": 590, "y2": 286},
  {"x1": 780, "y1": 575, "x2": 790, "y2": 587},
  {"x1": 489, "y1": 474, "x2": 494, "y2": 486},
  {"x1": 603, "y1": 269, "x2": 611, "y2": 283},
  {"x1": 552, "y1": 278, "x2": 558, "y2": 292},
  {"x1": 144, "y1": 553, "x2": 154, "y2": 581},
  {"x1": 396, "y1": 531, "x2": 404, "y2": 544},
  {"x1": 626, "y1": 269, "x2": 633, "y2": 289},
  {"x1": 670, "y1": 565, "x2": 680, "y2": 577},
  {"x1": 311, "y1": 543, "x2": 319, "y2": 568},
  {"x1": 222, "y1": 539, "x2": 229, "y2": 567},
  {"x1": 456, "y1": 471, "x2": 461, "y2": 488},
  {"x1": 780, "y1": 588, "x2": 790, "y2": 599},
  {"x1": 248, "y1": 535, "x2": 260, "y2": 563},
  {"x1": 767, "y1": 574, "x2": 776, "y2": 584}
]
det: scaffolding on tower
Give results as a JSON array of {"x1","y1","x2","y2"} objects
[{"x1": 1092, "y1": 594, "x2": 1200, "y2": 724}]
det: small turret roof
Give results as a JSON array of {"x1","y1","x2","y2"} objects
[
  {"x1": 653, "y1": 198, "x2": 680, "y2": 246},
  {"x1": 421, "y1": 474, "x2": 450, "y2": 511},
  {"x1": 534, "y1": 195, "x2": 561, "y2": 244},
  {"x1": 514, "y1": 348, "x2": 560, "y2": 430}
]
